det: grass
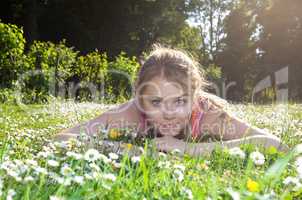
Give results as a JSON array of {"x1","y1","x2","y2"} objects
[{"x1": 0, "y1": 99, "x2": 301, "y2": 199}]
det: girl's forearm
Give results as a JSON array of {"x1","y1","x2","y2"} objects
[{"x1": 184, "y1": 135, "x2": 289, "y2": 157}]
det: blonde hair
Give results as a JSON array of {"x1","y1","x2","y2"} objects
[{"x1": 134, "y1": 44, "x2": 227, "y2": 111}]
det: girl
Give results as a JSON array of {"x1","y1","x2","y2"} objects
[{"x1": 55, "y1": 45, "x2": 289, "y2": 156}]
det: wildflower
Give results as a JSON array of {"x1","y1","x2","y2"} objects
[
  {"x1": 283, "y1": 176, "x2": 300, "y2": 186},
  {"x1": 171, "y1": 149, "x2": 181, "y2": 155},
  {"x1": 37, "y1": 151, "x2": 51, "y2": 158},
  {"x1": 89, "y1": 163, "x2": 101, "y2": 172},
  {"x1": 295, "y1": 156, "x2": 302, "y2": 168},
  {"x1": 131, "y1": 156, "x2": 141, "y2": 163},
  {"x1": 109, "y1": 128, "x2": 122, "y2": 139},
  {"x1": 226, "y1": 188, "x2": 240, "y2": 200},
  {"x1": 84, "y1": 149, "x2": 101, "y2": 162},
  {"x1": 47, "y1": 159, "x2": 59, "y2": 167},
  {"x1": 294, "y1": 143, "x2": 302, "y2": 155},
  {"x1": 25, "y1": 159, "x2": 38, "y2": 167},
  {"x1": 49, "y1": 195, "x2": 65, "y2": 200},
  {"x1": 35, "y1": 166, "x2": 48, "y2": 175},
  {"x1": 99, "y1": 154, "x2": 111, "y2": 164},
  {"x1": 228, "y1": 147, "x2": 246, "y2": 159},
  {"x1": 181, "y1": 187, "x2": 193, "y2": 200},
  {"x1": 283, "y1": 176, "x2": 302, "y2": 191},
  {"x1": 125, "y1": 143, "x2": 133, "y2": 150},
  {"x1": 73, "y1": 176, "x2": 84, "y2": 185},
  {"x1": 158, "y1": 161, "x2": 170, "y2": 168},
  {"x1": 60, "y1": 164, "x2": 73, "y2": 177},
  {"x1": 102, "y1": 173, "x2": 117, "y2": 182},
  {"x1": 112, "y1": 161, "x2": 122, "y2": 169},
  {"x1": 108, "y1": 153, "x2": 119, "y2": 160},
  {"x1": 173, "y1": 169, "x2": 184, "y2": 182},
  {"x1": 198, "y1": 163, "x2": 209, "y2": 170},
  {"x1": 246, "y1": 178, "x2": 260, "y2": 192},
  {"x1": 249, "y1": 151, "x2": 265, "y2": 166},
  {"x1": 7, "y1": 189, "x2": 16, "y2": 200},
  {"x1": 173, "y1": 164, "x2": 185, "y2": 172},
  {"x1": 66, "y1": 151, "x2": 83, "y2": 160},
  {"x1": 158, "y1": 152, "x2": 167, "y2": 158},
  {"x1": 24, "y1": 176, "x2": 35, "y2": 182}
]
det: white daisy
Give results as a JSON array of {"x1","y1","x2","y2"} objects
[
  {"x1": 249, "y1": 151, "x2": 265, "y2": 166},
  {"x1": 181, "y1": 187, "x2": 193, "y2": 200},
  {"x1": 228, "y1": 147, "x2": 246, "y2": 159},
  {"x1": 47, "y1": 159, "x2": 59, "y2": 167},
  {"x1": 171, "y1": 149, "x2": 181, "y2": 155},
  {"x1": 99, "y1": 154, "x2": 111, "y2": 164},
  {"x1": 73, "y1": 176, "x2": 84, "y2": 185},
  {"x1": 102, "y1": 173, "x2": 117, "y2": 182},
  {"x1": 283, "y1": 176, "x2": 300, "y2": 186},
  {"x1": 66, "y1": 151, "x2": 83, "y2": 160},
  {"x1": 60, "y1": 164, "x2": 73, "y2": 177},
  {"x1": 108, "y1": 152, "x2": 119, "y2": 160},
  {"x1": 49, "y1": 195, "x2": 65, "y2": 200},
  {"x1": 173, "y1": 169, "x2": 184, "y2": 182},
  {"x1": 226, "y1": 188, "x2": 240, "y2": 200},
  {"x1": 131, "y1": 156, "x2": 141, "y2": 163},
  {"x1": 173, "y1": 164, "x2": 185, "y2": 172},
  {"x1": 24, "y1": 176, "x2": 35, "y2": 182},
  {"x1": 84, "y1": 149, "x2": 101, "y2": 162}
]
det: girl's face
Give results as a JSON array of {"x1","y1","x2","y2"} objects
[{"x1": 139, "y1": 76, "x2": 193, "y2": 137}]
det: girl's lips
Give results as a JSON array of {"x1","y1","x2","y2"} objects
[{"x1": 159, "y1": 123, "x2": 180, "y2": 129}]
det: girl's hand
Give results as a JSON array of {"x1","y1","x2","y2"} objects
[{"x1": 152, "y1": 136, "x2": 186, "y2": 154}]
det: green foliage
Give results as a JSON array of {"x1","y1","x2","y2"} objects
[
  {"x1": 0, "y1": 22, "x2": 28, "y2": 88},
  {"x1": 106, "y1": 52, "x2": 140, "y2": 103},
  {"x1": 205, "y1": 63, "x2": 222, "y2": 82},
  {"x1": 158, "y1": 23, "x2": 203, "y2": 61},
  {"x1": 73, "y1": 50, "x2": 108, "y2": 101},
  {"x1": 23, "y1": 40, "x2": 78, "y2": 102},
  {"x1": 75, "y1": 50, "x2": 108, "y2": 82}
]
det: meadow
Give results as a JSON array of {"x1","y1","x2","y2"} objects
[{"x1": 0, "y1": 99, "x2": 301, "y2": 200}]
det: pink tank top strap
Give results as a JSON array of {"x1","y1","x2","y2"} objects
[{"x1": 191, "y1": 97, "x2": 205, "y2": 139}]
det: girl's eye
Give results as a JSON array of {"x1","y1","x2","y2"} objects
[
  {"x1": 175, "y1": 98, "x2": 187, "y2": 106},
  {"x1": 151, "y1": 99, "x2": 161, "y2": 106}
]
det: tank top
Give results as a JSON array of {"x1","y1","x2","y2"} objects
[{"x1": 139, "y1": 97, "x2": 205, "y2": 140}]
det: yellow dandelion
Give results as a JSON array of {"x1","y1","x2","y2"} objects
[
  {"x1": 198, "y1": 163, "x2": 209, "y2": 170},
  {"x1": 126, "y1": 143, "x2": 133, "y2": 150},
  {"x1": 121, "y1": 143, "x2": 133, "y2": 150},
  {"x1": 109, "y1": 128, "x2": 122, "y2": 139},
  {"x1": 246, "y1": 178, "x2": 260, "y2": 192}
]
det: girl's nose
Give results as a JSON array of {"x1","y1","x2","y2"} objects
[{"x1": 162, "y1": 104, "x2": 176, "y2": 120}]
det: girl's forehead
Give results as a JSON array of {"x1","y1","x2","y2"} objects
[{"x1": 141, "y1": 77, "x2": 188, "y2": 98}]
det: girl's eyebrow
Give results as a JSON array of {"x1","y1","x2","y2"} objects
[{"x1": 148, "y1": 93, "x2": 189, "y2": 99}]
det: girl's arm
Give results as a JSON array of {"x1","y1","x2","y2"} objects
[
  {"x1": 54, "y1": 113, "x2": 108, "y2": 141},
  {"x1": 200, "y1": 102, "x2": 281, "y2": 141},
  {"x1": 54, "y1": 99, "x2": 140, "y2": 141}
]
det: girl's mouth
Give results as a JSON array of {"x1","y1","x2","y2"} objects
[{"x1": 159, "y1": 123, "x2": 180, "y2": 129}]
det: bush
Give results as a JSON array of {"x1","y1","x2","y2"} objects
[
  {"x1": 25, "y1": 40, "x2": 78, "y2": 101},
  {"x1": 106, "y1": 52, "x2": 139, "y2": 103},
  {"x1": 0, "y1": 22, "x2": 29, "y2": 88},
  {"x1": 73, "y1": 50, "x2": 108, "y2": 101}
]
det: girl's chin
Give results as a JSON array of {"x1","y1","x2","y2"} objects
[{"x1": 158, "y1": 128, "x2": 180, "y2": 136}]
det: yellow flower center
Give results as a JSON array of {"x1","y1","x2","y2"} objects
[{"x1": 247, "y1": 178, "x2": 260, "y2": 192}]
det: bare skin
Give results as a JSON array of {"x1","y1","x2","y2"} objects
[{"x1": 55, "y1": 77, "x2": 290, "y2": 155}]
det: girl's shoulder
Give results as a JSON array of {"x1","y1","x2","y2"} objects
[
  {"x1": 105, "y1": 99, "x2": 141, "y2": 126},
  {"x1": 197, "y1": 92, "x2": 228, "y2": 113}
]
